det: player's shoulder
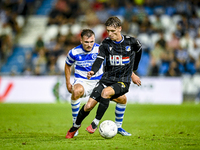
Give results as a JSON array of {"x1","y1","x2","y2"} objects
[
  {"x1": 124, "y1": 35, "x2": 142, "y2": 46},
  {"x1": 124, "y1": 35, "x2": 137, "y2": 42},
  {"x1": 101, "y1": 37, "x2": 112, "y2": 45},
  {"x1": 68, "y1": 44, "x2": 84, "y2": 56},
  {"x1": 73, "y1": 44, "x2": 83, "y2": 51},
  {"x1": 93, "y1": 43, "x2": 100, "y2": 47},
  {"x1": 92, "y1": 43, "x2": 100, "y2": 53}
]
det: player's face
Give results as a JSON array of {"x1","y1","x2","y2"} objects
[
  {"x1": 106, "y1": 26, "x2": 122, "y2": 42},
  {"x1": 81, "y1": 35, "x2": 95, "y2": 52}
]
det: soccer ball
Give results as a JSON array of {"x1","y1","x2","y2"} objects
[{"x1": 99, "y1": 120, "x2": 118, "y2": 139}]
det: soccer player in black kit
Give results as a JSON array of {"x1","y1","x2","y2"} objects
[{"x1": 66, "y1": 16, "x2": 142, "y2": 139}]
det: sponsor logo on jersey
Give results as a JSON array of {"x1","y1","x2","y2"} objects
[
  {"x1": 125, "y1": 46, "x2": 131, "y2": 52},
  {"x1": 118, "y1": 82, "x2": 126, "y2": 88},
  {"x1": 109, "y1": 55, "x2": 130, "y2": 66},
  {"x1": 77, "y1": 60, "x2": 95, "y2": 67}
]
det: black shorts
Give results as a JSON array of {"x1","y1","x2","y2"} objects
[{"x1": 90, "y1": 80, "x2": 130, "y2": 102}]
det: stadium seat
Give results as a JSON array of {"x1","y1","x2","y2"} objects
[
  {"x1": 43, "y1": 25, "x2": 59, "y2": 42},
  {"x1": 148, "y1": 15, "x2": 157, "y2": 24},
  {"x1": 71, "y1": 24, "x2": 82, "y2": 35},
  {"x1": 137, "y1": 33, "x2": 151, "y2": 49},
  {"x1": 16, "y1": 16, "x2": 25, "y2": 28},
  {"x1": 172, "y1": 15, "x2": 182, "y2": 24},
  {"x1": 150, "y1": 33, "x2": 160, "y2": 47},
  {"x1": 144, "y1": 6, "x2": 153, "y2": 15},
  {"x1": 186, "y1": 62, "x2": 196, "y2": 75},
  {"x1": 165, "y1": 6, "x2": 176, "y2": 16},
  {"x1": 153, "y1": 6, "x2": 165, "y2": 15},
  {"x1": 159, "y1": 62, "x2": 169, "y2": 76},
  {"x1": 59, "y1": 24, "x2": 70, "y2": 36},
  {"x1": 160, "y1": 15, "x2": 173, "y2": 30},
  {"x1": 137, "y1": 52, "x2": 150, "y2": 76}
]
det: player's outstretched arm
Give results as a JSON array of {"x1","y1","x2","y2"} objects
[
  {"x1": 87, "y1": 71, "x2": 94, "y2": 79},
  {"x1": 131, "y1": 72, "x2": 141, "y2": 86}
]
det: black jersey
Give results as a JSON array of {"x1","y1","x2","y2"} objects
[{"x1": 96, "y1": 35, "x2": 142, "y2": 84}]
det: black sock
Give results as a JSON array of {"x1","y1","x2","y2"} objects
[
  {"x1": 96, "y1": 97, "x2": 110, "y2": 120},
  {"x1": 91, "y1": 122, "x2": 97, "y2": 129},
  {"x1": 75, "y1": 104, "x2": 90, "y2": 125},
  {"x1": 69, "y1": 126, "x2": 79, "y2": 132}
]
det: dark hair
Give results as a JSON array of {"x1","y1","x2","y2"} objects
[
  {"x1": 105, "y1": 16, "x2": 122, "y2": 28},
  {"x1": 81, "y1": 29, "x2": 95, "y2": 38}
]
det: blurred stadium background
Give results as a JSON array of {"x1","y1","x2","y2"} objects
[{"x1": 0, "y1": 0, "x2": 200, "y2": 104}]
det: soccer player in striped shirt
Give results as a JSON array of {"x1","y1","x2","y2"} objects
[
  {"x1": 66, "y1": 17, "x2": 142, "y2": 139},
  {"x1": 65, "y1": 29, "x2": 141, "y2": 137}
]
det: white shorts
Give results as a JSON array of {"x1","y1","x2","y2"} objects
[{"x1": 72, "y1": 79, "x2": 99, "y2": 98}]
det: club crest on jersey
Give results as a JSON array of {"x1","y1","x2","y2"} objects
[
  {"x1": 126, "y1": 46, "x2": 131, "y2": 52},
  {"x1": 110, "y1": 55, "x2": 130, "y2": 66},
  {"x1": 109, "y1": 47, "x2": 112, "y2": 51},
  {"x1": 92, "y1": 53, "x2": 97, "y2": 59}
]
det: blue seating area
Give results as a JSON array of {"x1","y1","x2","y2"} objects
[
  {"x1": 0, "y1": 0, "x2": 56, "y2": 75},
  {"x1": 159, "y1": 62, "x2": 170, "y2": 76},
  {"x1": 36, "y1": 0, "x2": 56, "y2": 15},
  {"x1": 137, "y1": 51, "x2": 150, "y2": 76},
  {"x1": 0, "y1": 46, "x2": 33, "y2": 75},
  {"x1": 1, "y1": 0, "x2": 199, "y2": 76}
]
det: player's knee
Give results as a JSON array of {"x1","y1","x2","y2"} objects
[
  {"x1": 72, "y1": 87, "x2": 84, "y2": 100},
  {"x1": 113, "y1": 95, "x2": 127, "y2": 104},
  {"x1": 121, "y1": 98, "x2": 127, "y2": 104},
  {"x1": 101, "y1": 89, "x2": 112, "y2": 99},
  {"x1": 120, "y1": 95, "x2": 127, "y2": 104},
  {"x1": 84, "y1": 102, "x2": 95, "y2": 111}
]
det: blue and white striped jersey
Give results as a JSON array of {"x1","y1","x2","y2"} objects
[{"x1": 65, "y1": 43, "x2": 103, "y2": 80}]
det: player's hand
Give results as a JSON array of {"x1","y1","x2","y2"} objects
[
  {"x1": 87, "y1": 71, "x2": 94, "y2": 79},
  {"x1": 131, "y1": 73, "x2": 141, "y2": 86},
  {"x1": 66, "y1": 83, "x2": 73, "y2": 93}
]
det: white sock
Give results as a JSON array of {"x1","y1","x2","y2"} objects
[
  {"x1": 71, "y1": 99, "x2": 81, "y2": 124},
  {"x1": 73, "y1": 123, "x2": 81, "y2": 128},
  {"x1": 93, "y1": 118, "x2": 100, "y2": 126},
  {"x1": 115, "y1": 103, "x2": 126, "y2": 128}
]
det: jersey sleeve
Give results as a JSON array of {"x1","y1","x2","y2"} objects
[
  {"x1": 65, "y1": 49, "x2": 75, "y2": 66},
  {"x1": 91, "y1": 42, "x2": 106, "y2": 74},
  {"x1": 97, "y1": 42, "x2": 106, "y2": 59},
  {"x1": 132, "y1": 38, "x2": 142, "y2": 53},
  {"x1": 133, "y1": 47, "x2": 142, "y2": 71},
  {"x1": 132, "y1": 38, "x2": 142, "y2": 71}
]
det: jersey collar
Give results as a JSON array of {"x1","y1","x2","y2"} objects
[{"x1": 113, "y1": 35, "x2": 124, "y2": 44}]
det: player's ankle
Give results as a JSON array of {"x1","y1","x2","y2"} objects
[
  {"x1": 91, "y1": 122, "x2": 97, "y2": 129},
  {"x1": 69, "y1": 127, "x2": 79, "y2": 132}
]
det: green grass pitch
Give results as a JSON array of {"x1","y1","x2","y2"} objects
[{"x1": 0, "y1": 102, "x2": 200, "y2": 150}]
